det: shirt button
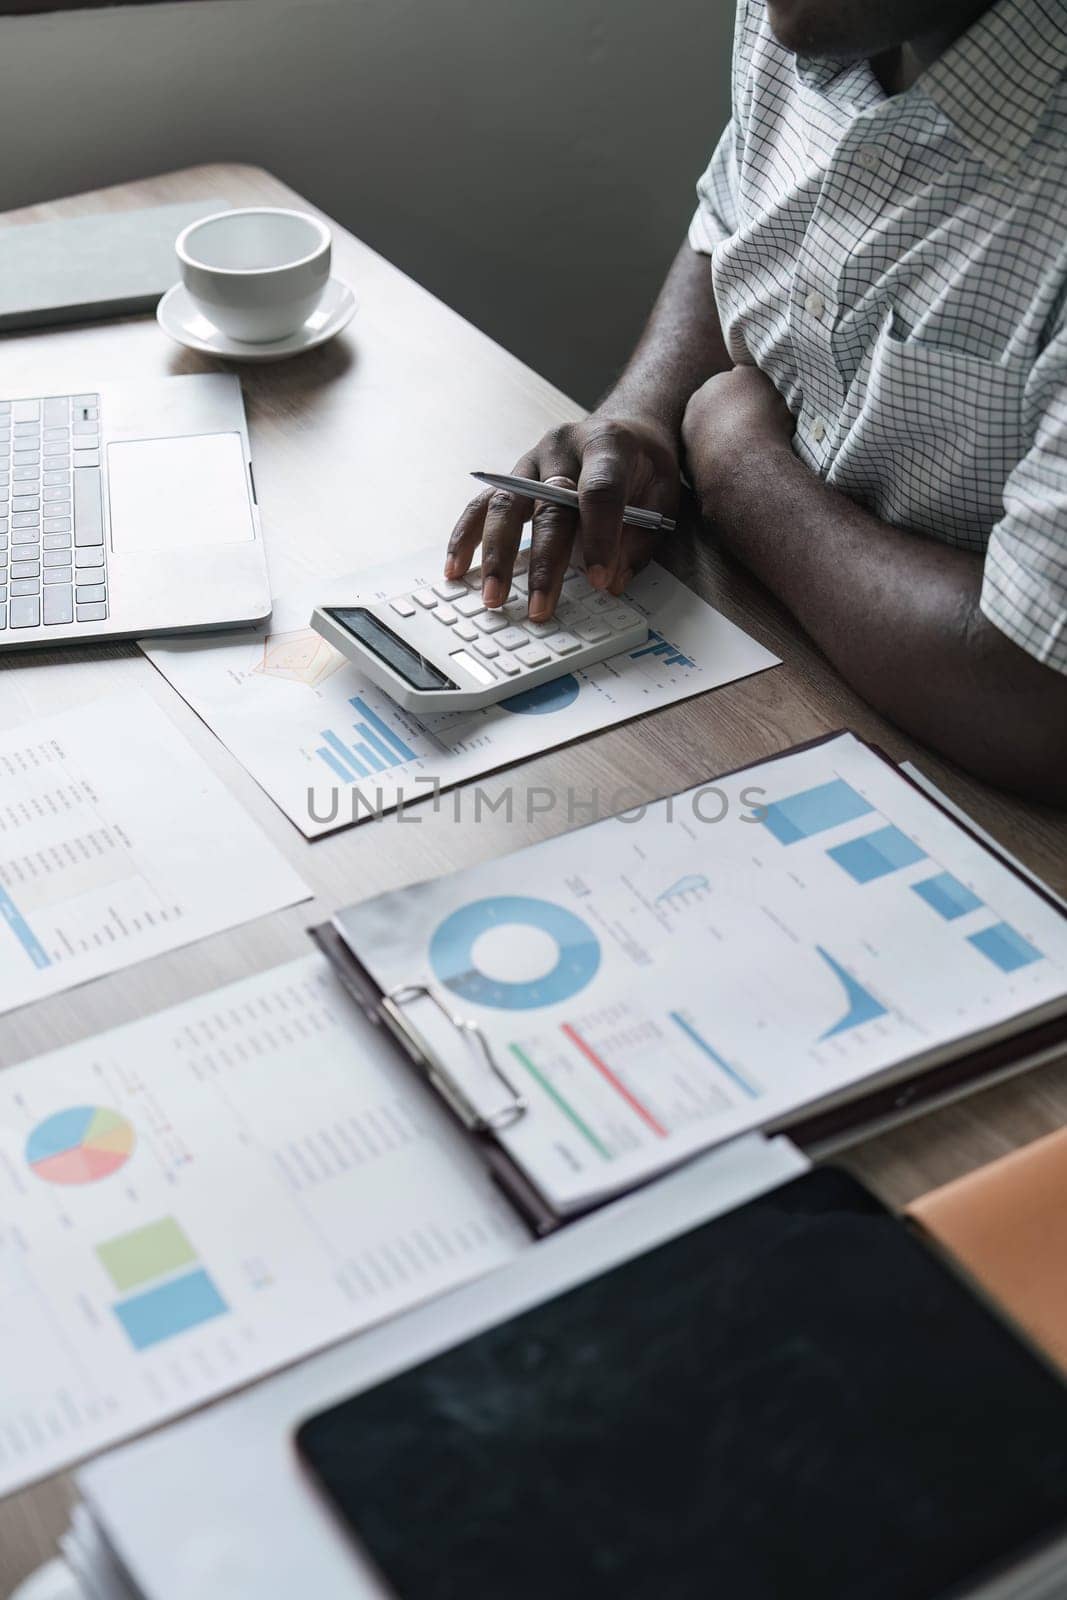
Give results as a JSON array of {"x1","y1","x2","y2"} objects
[
  {"x1": 856, "y1": 146, "x2": 879, "y2": 171},
  {"x1": 805, "y1": 290, "x2": 826, "y2": 319},
  {"x1": 811, "y1": 418, "x2": 827, "y2": 444}
]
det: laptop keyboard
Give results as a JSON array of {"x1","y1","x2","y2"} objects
[{"x1": 0, "y1": 395, "x2": 108, "y2": 632}]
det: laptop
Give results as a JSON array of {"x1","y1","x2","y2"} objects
[{"x1": 0, "y1": 372, "x2": 271, "y2": 648}]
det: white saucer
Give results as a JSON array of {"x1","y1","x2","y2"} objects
[{"x1": 156, "y1": 277, "x2": 357, "y2": 362}]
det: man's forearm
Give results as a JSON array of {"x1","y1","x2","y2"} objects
[
  {"x1": 710, "y1": 444, "x2": 1067, "y2": 801},
  {"x1": 604, "y1": 242, "x2": 731, "y2": 437}
]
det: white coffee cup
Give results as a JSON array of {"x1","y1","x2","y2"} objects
[{"x1": 176, "y1": 207, "x2": 332, "y2": 343}]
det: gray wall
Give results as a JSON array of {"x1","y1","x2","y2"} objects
[{"x1": 0, "y1": 0, "x2": 733, "y2": 403}]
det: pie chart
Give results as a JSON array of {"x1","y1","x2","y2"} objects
[
  {"x1": 500, "y1": 675, "x2": 580, "y2": 716},
  {"x1": 26, "y1": 1106, "x2": 135, "y2": 1186}
]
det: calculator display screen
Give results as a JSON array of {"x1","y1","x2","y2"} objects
[{"x1": 325, "y1": 608, "x2": 457, "y2": 691}]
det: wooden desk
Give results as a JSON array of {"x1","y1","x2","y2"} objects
[{"x1": 1, "y1": 165, "x2": 1065, "y2": 1593}]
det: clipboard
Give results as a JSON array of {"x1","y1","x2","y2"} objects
[{"x1": 309, "y1": 730, "x2": 1067, "y2": 1235}]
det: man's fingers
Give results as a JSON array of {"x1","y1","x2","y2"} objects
[
  {"x1": 445, "y1": 492, "x2": 492, "y2": 579},
  {"x1": 576, "y1": 432, "x2": 636, "y2": 586},
  {"x1": 527, "y1": 496, "x2": 578, "y2": 621},
  {"x1": 608, "y1": 526, "x2": 657, "y2": 595},
  {"x1": 479, "y1": 459, "x2": 538, "y2": 605},
  {"x1": 606, "y1": 473, "x2": 678, "y2": 593},
  {"x1": 526, "y1": 445, "x2": 582, "y2": 620}
]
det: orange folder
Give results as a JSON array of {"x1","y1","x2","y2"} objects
[{"x1": 909, "y1": 1127, "x2": 1067, "y2": 1375}]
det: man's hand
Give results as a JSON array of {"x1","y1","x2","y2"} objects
[
  {"x1": 445, "y1": 413, "x2": 681, "y2": 622},
  {"x1": 681, "y1": 365, "x2": 795, "y2": 517}
]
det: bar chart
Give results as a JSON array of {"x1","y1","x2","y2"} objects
[
  {"x1": 761, "y1": 777, "x2": 874, "y2": 844},
  {"x1": 316, "y1": 695, "x2": 419, "y2": 784},
  {"x1": 97, "y1": 1217, "x2": 229, "y2": 1352},
  {"x1": 829, "y1": 824, "x2": 926, "y2": 884},
  {"x1": 629, "y1": 630, "x2": 695, "y2": 669}
]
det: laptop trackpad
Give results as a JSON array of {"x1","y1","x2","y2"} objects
[{"x1": 107, "y1": 432, "x2": 255, "y2": 553}]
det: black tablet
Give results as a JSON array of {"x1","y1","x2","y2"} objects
[{"x1": 296, "y1": 1168, "x2": 1067, "y2": 1600}]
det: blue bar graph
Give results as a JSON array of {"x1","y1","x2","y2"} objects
[
  {"x1": 0, "y1": 885, "x2": 50, "y2": 968},
  {"x1": 315, "y1": 696, "x2": 419, "y2": 784},
  {"x1": 912, "y1": 872, "x2": 983, "y2": 921},
  {"x1": 629, "y1": 631, "x2": 695, "y2": 669},
  {"x1": 968, "y1": 922, "x2": 1044, "y2": 974},
  {"x1": 320, "y1": 731, "x2": 369, "y2": 779},
  {"x1": 828, "y1": 825, "x2": 926, "y2": 884},
  {"x1": 817, "y1": 946, "x2": 888, "y2": 1039},
  {"x1": 354, "y1": 740, "x2": 386, "y2": 774},
  {"x1": 669, "y1": 1011, "x2": 760, "y2": 1099},
  {"x1": 113, "y1": 1267, "x2": 229, "y2": 1351},
  {"x1": 761, "y1": 779, "x2": 874, "y2": 845},
  {"x1": 349, "y1": 697, "x2": 417, "y2": 762},
  {"x1": 318, "y1": 747, "x2": 361, "y2": 783}
]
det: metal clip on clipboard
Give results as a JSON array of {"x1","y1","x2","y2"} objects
[{"x1": 381, "y1": 982, "x2": 528, "y2": 1133}]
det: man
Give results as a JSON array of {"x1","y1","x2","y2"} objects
[{"x1": 445, "y1": 0, "x2": 1067, "y2": 802}]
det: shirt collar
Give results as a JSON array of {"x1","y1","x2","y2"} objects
[
  {"x1": 917, "y1": 0, "x2": 1067, "y2": 172},
  {"x1": 795, "y1": 0, "x2": 1067, "y2": 172}
]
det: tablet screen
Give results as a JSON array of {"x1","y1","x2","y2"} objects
[{"x1": 297, "y1": 1168, "x2": 1067, "y2": 1600}]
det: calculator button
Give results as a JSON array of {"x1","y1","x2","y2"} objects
[
  {"x1": 449, "y1": 648, "x2": 497, "y2": 683},
  {"x1": 576, "y1": 620, "x2": 611, "y2": 643},
  {"x1": 496, "y1": 656, "x2": 521, "y2": 676},
  {"x1": 11, "y1": 578, "x2": 40, "y2": 596},
  {"x1": 76, "y1": 583, "x2": 108, "y2": 604},
  {"x1": 43, "y1": 585, "x2": 73, "y2": 625},
  {"x1": 522, "y1": 619, "x2": 558, "y2": 638},
  {"x1": 474, "y1": 639, "x2": 499, "y2": 659},
  {"x1": 389, "y1": 597, "x2": 416, "y2": 618},
  {"x1": 452, "y1": 592, "x2": 486, "y2": 618},
  {"x1": 453, "y1": 621, "x2": 478, "y2": 642},
  {"x1": 561, "y1": 571, "x2": 588, "y2": 594},
  {"x1": 495, "y1": 627, "x2": 530, "y2": 651},
  {"x1": 545, "y1": 632, "x2": 581, "y2": 654},
  {"x1": 434, "y1": 604, "x2": 457, "y2": 625},
  {"x1": 77, "y1": 602, "x2": 108, "y2": 622},
  {"x1": 412, "y1": 589, "x2": 437, "y2": 608},
  {"x1": 10, "y1": 595, "x2": 39, "y2": 627},
  {"x1": 475, "y1": 611, "x2": 508, "y2": 633},
  {"x1": 515, "y1": 644, "x2": 550, "y2": 668},
  {"x1": 433, "y1": 580, "x2": 467, "y2": 600},
  {"x1": 606, "y1": 606, "x2": 643, "y2": 631},
  {"x1": 555, "y1": 602, "x2": 587, "y2": 629}
]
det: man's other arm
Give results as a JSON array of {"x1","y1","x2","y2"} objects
[{"x1": 682, "y1": 367, "x2": 1067, "y2": 805}]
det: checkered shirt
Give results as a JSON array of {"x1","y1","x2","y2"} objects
[{"x1": 690, "y1": 0, "x2": 1067, "y2": 672}]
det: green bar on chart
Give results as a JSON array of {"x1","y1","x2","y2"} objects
[{"x1": 96, "y1": 1216, "x2": 197, "y2": 1293}]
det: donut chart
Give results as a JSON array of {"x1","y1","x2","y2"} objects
[
  {"x1": 429, "y1": 895, "x2": 601, "y2": 1010},
  {"x1": 500, "y1": 675, "x2": 580, "y2": 716},
  {"x1": 26, "y1": 1106, "x2": 135, "y2": 1186}
]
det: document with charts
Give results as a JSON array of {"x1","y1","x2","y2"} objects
[
  {"x1": 140, "y1": 550, "x2": 779, "y2": 837},
  {"x1": 0, "y1": 689, "x2": 308, "y2": 1014},
  {"x1": 0, "y1": 955, "x2": 527, "y2": 1496},
  {"x1": 335, "y1": 734, "x2": 1067, "y2": 1214}
]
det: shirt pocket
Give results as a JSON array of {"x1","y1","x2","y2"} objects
[{"x1": 831, "y1": 315, "x2": 1029, "y2": 549}]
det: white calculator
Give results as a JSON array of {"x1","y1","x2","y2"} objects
[{"x1": 310, "y1": 551, "x2": 649, "y2": 712}]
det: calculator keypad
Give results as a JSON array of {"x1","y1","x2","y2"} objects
[{"x1": 387, "y1": 552, "x2": 645, "y2": 690}]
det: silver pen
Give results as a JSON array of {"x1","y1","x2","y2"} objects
[{"x1": 472, "y1": 471, "x2": 676, "y2": 534}]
